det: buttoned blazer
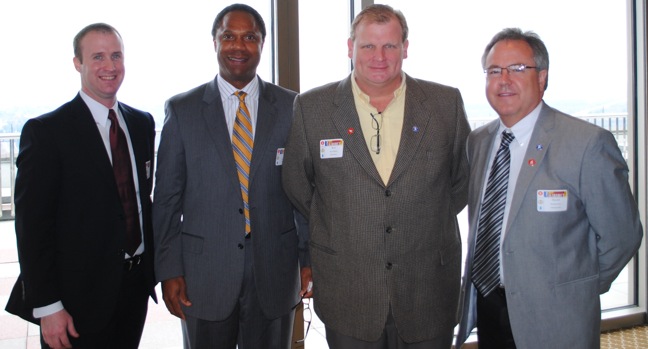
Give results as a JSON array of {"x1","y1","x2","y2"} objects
[
  {"x1": 281, "y1": 74, "x2": 471, "y2": 342},
  {"x1": 153, "y1": 77, "x2": 306, "y2": 321},
  {"x1": 5, "y1": 94, "x2": 157, "y2": 333},
  {"x1": 455, "y1": 102, "x2": 643, "y2": 348}
]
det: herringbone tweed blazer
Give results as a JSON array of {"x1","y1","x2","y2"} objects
[{"x1": 282, "y1": 74, "x2": 470, "y2": 342}]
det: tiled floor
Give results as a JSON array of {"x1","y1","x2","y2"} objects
[
  {"x1": 601, "y1": 325, "x2": 648, "y2": 348},
  {"x1": 2, "y1": 213, "x2": 643, "y2": 349},
  {"x1": 0, "y1": 220, "x2": 329, "y2": 349}
]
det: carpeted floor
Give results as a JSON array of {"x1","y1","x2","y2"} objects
[{"x1": 601, "y1": 325, "x2": 648, "y2": 348}]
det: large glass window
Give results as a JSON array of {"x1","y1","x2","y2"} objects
[
  {"x1": 372, "y1": 0, "x2": 633, "y2": 311},
  {"x1": 0, "y1": 0, "x2": 273, "y2": 129},
  {"x1": 299, "y1": 0, "x2": 353, "y2": 91},
  {"x1": 0, "y1": 1, "x2": 644, "y2": 346}
]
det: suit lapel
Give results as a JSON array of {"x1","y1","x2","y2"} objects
[
  {"x1": 200, "y1": 80, "x2": 240, "y2": 188},
  {"x1": 68, "y1": 95, "x2": 117, "y2": 190},
  {"x1": 330, "y1": 77, "x2": 384, "y2": 185},
  {"x1": 505, "y1": 103, "x2": 553, "y2": 234},
  {"x1": 249, "y1": 79, "x2": 278, "y2": 180},
  {"x1": 387, "y1": 76, "x2": 431, "y2": 186},
  {"x1": 119, "y1": 103, "x2": 151, "y2": 188},
  {"x1": 469, "y1": 121, "x2": 500, "y2": 245}
]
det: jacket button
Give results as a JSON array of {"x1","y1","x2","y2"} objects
[
  {"x1": 386, "y1": 227, "x2": 393, "y2": 234},
  {"x1": 238, "y1": 243, "x2": 244, "y2": 249},
  {"x1": 385, "y1": 190, "x2": 392, "y2": 197},
  {"x1": 386, "y1": 262, "x2": 393, "y2": 269},
  {"x1": 239, "y1": 208, "x2": 244, "y2": 214}
]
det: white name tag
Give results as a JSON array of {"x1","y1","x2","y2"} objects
[
  {"x1": 537, "y1": 190, "x2": 568, "y2": 212},
  {"x1": 320, "y1": 139, "x2": 344, "y2": 159},
  {"x1": 275, "y1": 148, "x2": 285, "y2": 166},
  {"x1": 145, "y1": 160, "x2": 151, "y2": 179}
]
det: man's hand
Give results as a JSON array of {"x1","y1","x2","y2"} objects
[
  {"x1": 300, "y1": 267, "x2": 313, "y2": 298},
  {"x1": 162, "y1": 276, "x2": 192, "y2": 319},
  {"x1": 41, "y1": 309, "x2": 79, "y2": 349}
]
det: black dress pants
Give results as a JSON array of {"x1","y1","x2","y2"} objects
[
  {"x1": 41, "y1": 258, "x2": 149, "y2": 349},
  {"x1": 476, "y1": 287, "x2": 517, "y2": 349}
]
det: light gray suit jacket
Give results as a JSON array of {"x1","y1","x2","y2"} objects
[
  {"x1": 282, "y1": 74, "x2": 470, "y2": 343},
  {"x1": 455, "y1": 102, "x2": 643, "y2": 348},
  {"x1": 153, "y1": 77, "x2": 308, "y2": 321}
]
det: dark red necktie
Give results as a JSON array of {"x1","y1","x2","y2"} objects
[{"x1": 108, "y1": 109, "x2": 141, "y2": 256}]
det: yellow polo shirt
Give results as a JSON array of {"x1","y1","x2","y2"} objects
[{"x1": 351, "y1": 73, "x2": 407, "y2": 184}]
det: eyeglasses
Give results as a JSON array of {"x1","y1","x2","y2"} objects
[
  {"x1": 370, "y1": 112, "x2": 382, "y2": 154},
  {"x1": 484, "y1": 64, "x2": 538, "y2": 77},
  {"x1": 295, "y1": 298, "x2": 311, "y2": 344}
]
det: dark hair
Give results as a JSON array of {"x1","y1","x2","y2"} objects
[
  {"x1": 482, "y1": 28, "x2": 549, "y2": 90},
  {"x1": 350, "y1": 4, "x2": 408, "y2": 43},
  {"x1": 211, "y1": 3, "x2": 266, "y2": 41},
  {"x1": 73, "y1": 23, "x2": 122, "y2": 63}
]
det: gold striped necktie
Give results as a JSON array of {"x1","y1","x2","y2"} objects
[{"x1": 232, "y1": 91, "x2": 253, "y2": 235}]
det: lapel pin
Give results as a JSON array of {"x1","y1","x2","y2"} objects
[
  {"x1": 528, "y1": 158, "x2": 537, "y2": 166},
  {"x1": 412, "y1": 126, "x2": 419, "y2": 133},
  {"x1": 536, "y1": 144, "x2": 543, "y2": 150},
  {"x1": 348, "y1": 128, "x2": 355, "y2": 135}
]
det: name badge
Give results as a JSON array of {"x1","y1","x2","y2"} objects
[
  {"x1": 145, "y1": 160, "x2": 151, "y2": 179},
  {"x1": 537, "y1": 190, "x2": 568, "y2": 212},
  {"x1": 320, "y1": 139, "x2": 344, "y2": 159},
  {"x1": 275, "y1": 148, "x2": 285, "y2": 166}
]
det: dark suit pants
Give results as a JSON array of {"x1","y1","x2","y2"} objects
[
  {"x1": 182, "y1": 237, "x2": 295, "y2": 349},
  {"x1": 476, "y1": 287, "x2": 517, "y2": 349},
  {"x1": 40, "y1": 257, "x2": 149, "y2": 349},
  {"x1": 325, "y1": 308, "x2": 452, "y2": 349}
]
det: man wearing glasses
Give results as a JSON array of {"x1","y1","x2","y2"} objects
[
  {"x1": 455, "y1": 28, "x2": 643, "y2": 349},
  {"x1": 282, "y1": 4, "x2": 470, "y2": 348}
]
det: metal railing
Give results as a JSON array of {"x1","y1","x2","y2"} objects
[
  {"x1": 0, "y1": 113, "x2": 630, "y2": 220},
  {"x1": 469, "y1": 112, "x2": 629, "y2": 159},
  {"x1": 0, "y1": 133, "x2": 19, "y2": 220}
]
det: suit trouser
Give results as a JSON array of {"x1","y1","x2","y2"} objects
[
  {"x1": 40, "y1": 256, "x2": 149, "y2": 349},
  {"x1": 325, "y1": 308, "x2": 452, "y2": 349},
  {"x1": 476, "y1": 287, "x2": 517, "y2": 349},
  {"x1": 182, "y1": 237, "x2": 295, "y2": 349}
]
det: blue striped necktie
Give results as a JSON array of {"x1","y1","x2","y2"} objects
[
  {"x1": 232, "y1": 91, "x2": 253, "y2": 235},
  {"x1": 472, "y1": 130, "x2": 515, "y2": 296}
]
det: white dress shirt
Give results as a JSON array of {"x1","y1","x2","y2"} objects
[{"x1": 480, "y1": 102, "x2": 543, "y2": 284}]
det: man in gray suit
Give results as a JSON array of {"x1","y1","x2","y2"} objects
[
  {"x1": 455, "y1": 28, "x2": 643, "y2": 349},
  {"x1": 153, "y1": 4, "x2": 310, "y2": 349},
  {"x1": 282, "y1": 4, "x2": 470, "y2": 348}
]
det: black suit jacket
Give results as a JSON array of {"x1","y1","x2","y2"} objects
[{"x1": 5, "y1": 94, "x2": 157, "y2": 334}]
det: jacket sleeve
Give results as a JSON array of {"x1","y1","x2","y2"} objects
[
  {"x1": 450, "y1": 89, "x2": 471, "y2": 215},
  {"x1": 582, "y1": 129, "x2": 643, "y2": 293},
  {"x1": 14, "y1": 119, "x2": 62, "y2": 308},
  {"x1": 152, "y1": 99, "x2": 187, "y2": 283},
  {"x1": 282, "y1": 95, "x2": 315, "y2": 220}
]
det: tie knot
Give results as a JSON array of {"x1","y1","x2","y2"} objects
[
  {"x1": 108, "y1": 109, "x2": 117, "y2": 122},
  {"x1": 235, "y1": 91, "x2": 247, "y2": 102},
  {"x1": 501, "y1": 131, "x2": 515, "y2": 147}
]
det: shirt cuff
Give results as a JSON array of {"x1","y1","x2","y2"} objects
[{"x1": 33, "y1": 301, "x2": 64, "y2": 318}]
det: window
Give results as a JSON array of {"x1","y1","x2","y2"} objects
[
  {"x1": 299, "y1": 0, "x2": 353, "y2": 91},
  {"x1": 0, "y1": 0, "x2": 273, "y2": 129},
  {"x1": 375, "y1": 0, "x2": 634, "y2": 311}
]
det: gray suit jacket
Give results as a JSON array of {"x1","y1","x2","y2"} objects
[
  {"x1": 153, "y1": 77, "x2": 308, "y2": 321},
  {"x1": 456, "y1": 102, "x2": 643, "y2": 348},
  {"x1": 282, "y1": 74, "x2": 470, "y2": 342}
]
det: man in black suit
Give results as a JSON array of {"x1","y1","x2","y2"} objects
[{"x1": 5, "y1": 23, "x2": 157, "y2": 349}]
